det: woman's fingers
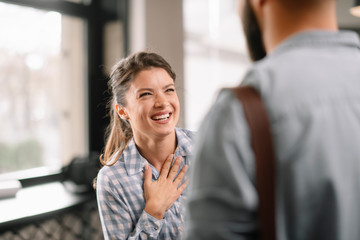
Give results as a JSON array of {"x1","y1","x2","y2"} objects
[
  {"x1": 159, "y1": 155, "x2": 187, "y2": 183},
  {"x1": 173, "y1": 164, "x2": 188, "y2": 185},
  {"x1": 176, "y1": 178, "x2": 189, "y2": 195},
  {"x1": 159, "y1": 154, "x2": 174, "y2": 180},
  {"x1": 167, "y1": 156, "x2": 182, "y2": 180},
  {"x1": 143, "y1": 156, "x2": 189, "y2": 217},
  {"x1": 143, "y1": 163, "x2": 152, "y2": 187}
]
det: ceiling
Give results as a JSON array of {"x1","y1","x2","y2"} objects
[{"x1": 337, "y1": 0, "x2": 360, "y2": 28}]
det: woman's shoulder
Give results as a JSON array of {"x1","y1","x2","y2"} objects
[
  {"x1": 175, "y1": 128, "x2": 195, "y2": 157},
  {"x1": 176, "y1": 128, "x2": 195, "y2": 141},
  {"x1": 97, "y1": 155, "x2": 126, "y2": 181}
]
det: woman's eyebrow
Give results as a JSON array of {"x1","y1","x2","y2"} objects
[
  {"x1": 163, "y1": 84, "x2": 175, "y2": 89},
  {"x1": 136, "y1": 84, "x2": 174, "y2": 93},
  {"x1": 136, "y1": 88, "x2": 153, "y2": 93}
]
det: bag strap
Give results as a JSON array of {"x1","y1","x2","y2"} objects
[{"x1": 230, "y1": 86, "x2": 276, "y2": 240}]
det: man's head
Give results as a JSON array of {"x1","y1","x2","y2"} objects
[
  {"x1": 239, "y1": 0, "x2": 338, "y2": 61},
  {"x1": 240, "y1": 0, "x2": 266, "y2": 62}
]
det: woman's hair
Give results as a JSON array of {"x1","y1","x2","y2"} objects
[{"x1": 100, "y1": 51, "x2": 176, "y2": 166}]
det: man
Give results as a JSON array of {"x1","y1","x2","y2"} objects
[{"x1": 185, "y1": 0, "x2": 360, "y2": 239}]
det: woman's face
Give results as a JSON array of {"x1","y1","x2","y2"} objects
[{"x1": 117, "y1": 67, "x2": 180, "y2": 141}]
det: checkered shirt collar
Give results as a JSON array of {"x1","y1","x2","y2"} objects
[{"x1": 123, "y1": 128, "x2": 193, "y2": 176}]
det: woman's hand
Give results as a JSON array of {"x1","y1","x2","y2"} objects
[{"x1": 143, "y1": 154, "x2": 188, "y2": 220}]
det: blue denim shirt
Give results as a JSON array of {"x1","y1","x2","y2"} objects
[
  {"x1": 185, "y1": 30, "x2": 360, "y2": 240},
  {"x1": 97, "y1": 128, "x2": 194, "y2": 240}
]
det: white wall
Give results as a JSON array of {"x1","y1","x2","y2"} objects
[
  {"x1": 130, "y1": 0, "x2": 185, "y2": 127},
  {"x1": 337, "y1": 0, "x2": 360, "y2": 28}
]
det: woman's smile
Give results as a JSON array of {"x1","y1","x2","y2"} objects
[{"x1": 151, "y1": 111, "x2": 172, "y2": 123}]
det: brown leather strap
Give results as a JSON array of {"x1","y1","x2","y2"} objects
[{"x1": 231, "y1": 86, "x2": 276, "y2": 240}]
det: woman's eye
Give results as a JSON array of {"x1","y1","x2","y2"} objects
[
  {"x1": 139, "y1": 92, "x2": 151, "y2": 98},
  {"x1": 165, "y1": 88, "x2": 175, "y2": 93}
]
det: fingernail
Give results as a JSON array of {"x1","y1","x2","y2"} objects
[{"x1": 145, "y1": 163, "x2": 148, "y2": 170}]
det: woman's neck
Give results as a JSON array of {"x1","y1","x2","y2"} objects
[{"x1": 134, "y1": 130, "x2": 177, "y2": 172}]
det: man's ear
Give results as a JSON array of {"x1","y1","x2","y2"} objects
[
  {"x1": 251, "y1": 0, "x2": 266, "y2": 10},
  {"x1": 115, "y1": 104, "x2": 129, "y2": 120},
  {"x1": 256, "y1": 0, "x2": 266, "y2": 7},
  {"x1": 250, "y1": 0, "x2": 266, "y2": 29}
]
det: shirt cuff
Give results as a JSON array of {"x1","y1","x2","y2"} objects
[{"x1": 137, "y1": 211, "x2": 164, "y2": 237}]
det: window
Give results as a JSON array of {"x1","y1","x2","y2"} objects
[
  {"x1": 183, "y1": 0, "x2": 251, "y2": 130},
  {"x1": 0, "y1": 2, "x2": 87, "y2": 173}
]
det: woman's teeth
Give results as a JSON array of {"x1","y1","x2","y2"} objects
[{"x1": 152, "y1": 113, "x2": 170, "y2": 120}]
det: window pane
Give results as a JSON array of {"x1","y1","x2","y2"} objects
[
  {"x1": 0, "y1": 3, "x2": 88, "y2": 173},
  {"x1": 183, "y1": 0, "x2": 250, "y2": 130}
]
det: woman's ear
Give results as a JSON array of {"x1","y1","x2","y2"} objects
[{"x1": 115, "y1": 104, "x2": 129, "y2": 120}]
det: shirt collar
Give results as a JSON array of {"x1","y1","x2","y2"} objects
[
  {"x1": 123, "y1": 128, "x2": 193, "y2": 176},
  {"x1": 174, "y1": 128, "x2": 193, "y2": 158},
  {"x1": 272, "y1": 30, "x2": 360, "y2": 56}
]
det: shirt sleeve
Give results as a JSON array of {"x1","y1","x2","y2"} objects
[
  {"x1": 96, "y1": 170, "x2": 164, "y2": 240},
  {"x1": 185, "y1": 90, "x2": 259, "y2": 240}
]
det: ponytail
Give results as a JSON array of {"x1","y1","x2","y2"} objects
[{"x1": 100, "y1": 98, "x2": 133, "y2": 165}]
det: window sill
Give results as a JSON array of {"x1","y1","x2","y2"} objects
[
  {"x1": 0, "y1": 181, "x2": 95, "y2": 232},
  {"x1": 0, "y1": 167, "x2": 63, "y2": 188}
]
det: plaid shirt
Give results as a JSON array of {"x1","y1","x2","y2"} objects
[{"x1": 97, "y1": 128, "x2": 194, "y2": 240}]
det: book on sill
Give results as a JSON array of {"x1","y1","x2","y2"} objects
[{"x1": 0, "y1": 180, "x2": 22, "y2": 199}]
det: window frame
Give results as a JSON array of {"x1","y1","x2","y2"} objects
[{"x1": 0, "y1": 0, "x2": 129, "y2": 185}]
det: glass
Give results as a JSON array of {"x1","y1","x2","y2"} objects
[{"x1": 0, "y1": 2, "x2": 88, "y2": 173}]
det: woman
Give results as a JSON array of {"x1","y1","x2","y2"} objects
[{"x1": 96, "y1": 52, "x2": 194, "y2": 239}]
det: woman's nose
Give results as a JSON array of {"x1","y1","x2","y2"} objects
[{"x1": 154, "y1": 93, "x2": 169, "y2": 108}]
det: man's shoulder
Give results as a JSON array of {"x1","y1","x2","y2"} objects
[
  {"x1": 201, "y1": 89, "x2": 238, "y2": 125},
  {"x1": 198, "y1": 89, "x2": 249, "y2": 138}
]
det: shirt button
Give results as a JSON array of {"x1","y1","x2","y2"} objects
[{"x1": 154, "y1": 226, "x2": 159, "y2": 230}]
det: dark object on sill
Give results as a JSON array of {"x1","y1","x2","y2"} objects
[{"x1": 61, "y1": 151, "x2": 101, "y2": 193}]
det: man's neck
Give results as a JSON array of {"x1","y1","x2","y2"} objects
[{"x1": 263, "y1": 2, "x2": 338, "y2": 54}]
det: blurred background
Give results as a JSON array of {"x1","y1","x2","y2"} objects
[{"x1": 0, "y1": 0, "x2": 359, "y2": 239}]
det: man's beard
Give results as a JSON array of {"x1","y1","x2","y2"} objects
[{"x1": 242, "y1": 1, "x2": 267, "y2": 61}]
